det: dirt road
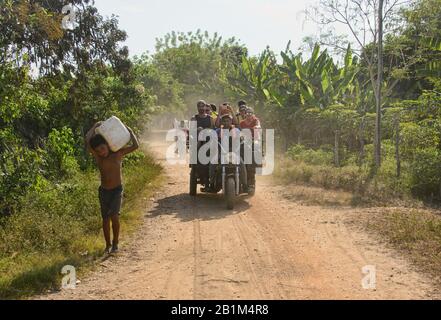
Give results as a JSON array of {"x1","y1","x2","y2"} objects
[{"x1": 41, "y1": 132, "x2": 439, "y2": 300}]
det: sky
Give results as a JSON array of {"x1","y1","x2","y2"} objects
[{"x1": 93, "y1": 0, "x2": 326, "y2": 57}]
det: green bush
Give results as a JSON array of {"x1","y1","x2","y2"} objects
[
  {"x1": 0, "y1": 143, "x2": 44, "y2": 215},
  {"x1": 408, "y1": 148, "x2": 441, "y2": 197},
  {"x1": 287, "y1": 144, "x2": 334, "y2": 166},
  {"x1": 277, "y1": 149, "x2": 415, "y2": 202},
  {"x1": 44, "y1": 127, "x2": 79, "y2": 179},
  {"x1": 400, "y1": 123, "x2": 440, "y2": 160}
]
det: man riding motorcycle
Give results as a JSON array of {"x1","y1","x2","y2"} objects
[
  {"x1": 189, "y1": 100, "x2": 215, "y2": 192},
  {"x1": 207, "y1": 114, "x2": 248, "y2": 193}
]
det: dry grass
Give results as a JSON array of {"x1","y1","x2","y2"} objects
[
  {"x1": 365, "y1": 208, "x2": 441, "y2": 285},
  {"x1": 278, "y1": 184, "x2": 355, "y2": 207},
  {"x1": 275, "y1": 156, "x2": 420, "y2": 207}
]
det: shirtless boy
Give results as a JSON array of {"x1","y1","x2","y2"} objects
[{"x1": 85, "y1": 122, "x2": 139, "y2": 254}]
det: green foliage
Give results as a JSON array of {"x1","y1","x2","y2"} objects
[
  {"x1": 0, "y1": 143, "x2": 43, "y2": 214},
  {"x1": 400, "y1": 122, "x2": 440, "y2": 159},
  {"x1": 287, "y1": 144, "x2": 334, "y2": 166},
  {"x1": 408, "y1": 148, "x2": 441, "y2": 196},
  {"x1": 0, "y1": 0, "x2": 131, "y2": 77},
  {"x1": 146, "y1": 30, "x2": 247, "y2": 114},
  {"x1": 44, "y1": 127, "x2": 79, "y2": 178}
]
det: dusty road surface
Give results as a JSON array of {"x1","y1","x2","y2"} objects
[{"x1": 40, "y1": 131, "x2": 440, "y2": 300}]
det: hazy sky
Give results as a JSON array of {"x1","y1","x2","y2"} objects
[{"x1": 93, "y1": 0, "x2": 325, "y2": 57}]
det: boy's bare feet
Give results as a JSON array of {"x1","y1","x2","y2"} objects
[
  {"x1": 105, "y1": 244, "x2": 112, "y2": 255},
  {"x1": 110, "y1": 242, "x2": 119, "y2": 254}
]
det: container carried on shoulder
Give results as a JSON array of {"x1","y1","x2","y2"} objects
[{"x1": 95, "y1": 116, "x2": 131, "y2": 152}]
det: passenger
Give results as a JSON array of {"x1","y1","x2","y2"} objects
[
  {"x1": 216, "y1": 114, "x2": 241, "y2": 139},
  {"x1": 205, "y1": 103, "x2": 213, "y2": 117},
  {"x1": 191, "y1": 100, "x2": 215, "y2": 190},
  {"x1": 209, "y1": 114, "x2": 243, "y2": 190},
  {"x1": 237, "y1": 104, "x2": 248, "y2": 123},
  {"x1": 239, "y1": 107, "x2": 261, "y2": 138},
  {"x1": 238, "y1": 100, "x2": 247, "y2": 108},
  {"x1": 239, "y1": 107, "x2": 261, "y2": 194},
  {"x1": 210, "y1": 104, "x2": 218, "y2": 118},
  {"x1": 205, "y1": 103, "x2": 219, "y2": 119},
  {"x1": 191, "y1": 100, "x2": 215, "y2": 129},
  {"x1": 215, "y1": 102, "x2": 239, "y2": 127}
]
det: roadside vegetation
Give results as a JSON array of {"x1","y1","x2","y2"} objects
[
  {"x1": 0, "y1": 1, "x2": 161, "y2": 298},
  {"x1": 0, "y1": 152, "x2": 162, "y2": 299}
]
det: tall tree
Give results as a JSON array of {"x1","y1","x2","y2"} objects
[
  {"x1": 306, "y1": 0, "x2": 412, "y2": 167},
  {"x1": 375, "y1": 0, "x2": 384, "y2": 167}
]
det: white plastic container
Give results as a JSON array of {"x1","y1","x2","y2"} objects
[{"x1": 95, "y1": 116, "x2": 131, "y2": 152}]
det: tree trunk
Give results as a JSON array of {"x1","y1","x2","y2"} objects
[
  {"x1": 395, "y1": 117, "x2": 401, "y2": 178},
  {"x1": 334, "y1": 130, "x2": 340, "y2": 167},
  {"x1": 375, "y1": 0, "x2": 384, "y2": 168},
  {"x1": 359, "y1": 118, "x2": 365, "y2": 166}
]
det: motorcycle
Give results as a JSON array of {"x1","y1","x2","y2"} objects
[{"x1": 190, "y1": 137, "x2": 251, "y2": 210}]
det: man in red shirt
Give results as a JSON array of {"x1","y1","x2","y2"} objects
[
  {"x1": 239, "y1": 107, "x2": 261, "y2": 194},
  {"x1": 240, "y1": 107, "x2": 261, "y2": 137}
]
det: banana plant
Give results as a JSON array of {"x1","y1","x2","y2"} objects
[
  {"x1": 279, "y1": 44, "x2": 359, "y2": 108},
  {"x1": 223, "y1": 48, "x2": 280, "y2": 107},
  {"x1": 415, "y1": 37, "x2": 441, "y2": 77}
]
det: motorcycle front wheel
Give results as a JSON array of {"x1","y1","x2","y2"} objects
[{"x1": 225, "y1": 176, "x2": 236, "y2": 210}]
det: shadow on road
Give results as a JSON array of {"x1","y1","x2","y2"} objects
[{"x1": 146, "y1": 192, "x2": 251, "y2": 222}]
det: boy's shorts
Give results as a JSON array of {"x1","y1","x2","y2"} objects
[{"x1": 98, "y1": 185, "x2": 123, "y2": 219}]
